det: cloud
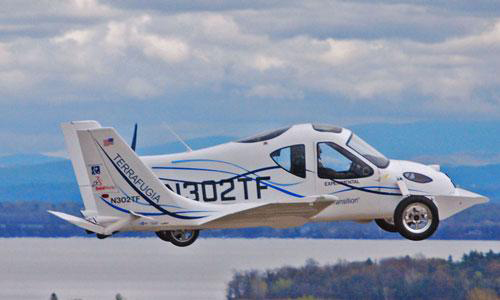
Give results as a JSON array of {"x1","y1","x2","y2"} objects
[
  {"x1": 140, "y1": 34, "x2": 190, "y2": 63},
  {"x1": 0, "y1": 0, "x2": 499, "y2": 154},
  {"x1": 252, "y1": 55, "x2": 286, "y2": 71},
  {"x1": 52, "y1": 29, "x2": 94, "y2": 45},
  {"x1": 246, "y1": 84, "x2": 303, "y2": 99},
  {"x1": 1, "y1": 1, "x2": 498, "y2": 109},
  {"x1": 125, "y1": 77, "x2": 163, "y2": 99},
  {"x1": 0, "y1": 43, "x2": 11, "y2": 65}
]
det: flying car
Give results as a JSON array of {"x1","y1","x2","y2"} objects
[{"x1": 49, "y1": 121, "x2": 488, "y2": 246}]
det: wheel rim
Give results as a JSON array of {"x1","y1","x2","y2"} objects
[
  {"x1": 402, "y1": 203, "x2": 433, "y2": 234},
  {"x1": 170, "y1": 230, "x2": 194, "y2": 243}
]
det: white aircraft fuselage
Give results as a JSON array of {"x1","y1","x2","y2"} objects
[
  {"x1": 141, "y1": 124, "x2": 460, "y2": 225},
  {"x1": 49, "y1": 121, "x2": 488, "y2": 246}
]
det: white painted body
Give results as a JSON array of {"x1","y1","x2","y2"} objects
[{"x1": 49, "y1": 121, "x2": 488, "y2": 240}]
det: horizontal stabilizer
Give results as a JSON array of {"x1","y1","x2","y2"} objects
[{"x1": 48, "y1": 210, "x2": 105, "y2": 235}]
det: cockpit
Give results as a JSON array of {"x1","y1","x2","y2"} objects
[
  {"x1": 236, "y1": 123, "x2": 390, "y2": 181},
  {"x1": 317, "y1": 133, "x2": 389, "y2": 180}
]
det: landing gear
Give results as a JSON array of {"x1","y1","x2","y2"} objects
[
  {"x1": 394, "y1": 196, "x2": 439, "y2": 241},
  {"x1": 375, "y1": 218, "x2": 398, "y2": 232},
  {"x1": 155, "y1": 230, "x2": 171, "y2": 242},
  {"x1": 96, "y1": 233, "x2": 110, "y2": 239},
  {"x1": 155, "y1": 229, "x2": 200, "y2": 247}
]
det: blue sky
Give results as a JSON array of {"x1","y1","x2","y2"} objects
[{"x1": 0, "y1": 0, "x2": 499, "y2": 155}]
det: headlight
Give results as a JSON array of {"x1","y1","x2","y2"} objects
[{"x1": 403, "y1": 172, "x2": 433, "y2": 183}]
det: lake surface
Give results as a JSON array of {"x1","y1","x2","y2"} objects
[{"x1": 1, "y1": 238, "x2": 499, "y2": 300}]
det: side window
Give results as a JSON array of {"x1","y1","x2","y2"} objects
[
  {"x1": 317, "y1": 142, "x2": 373, "y2": 179},
  {"x1": 270, "y1": 144, "x2": 306, "y2": 178}
]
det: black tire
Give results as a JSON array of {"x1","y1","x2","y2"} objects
[
  {"x1": 156, "y1": 229, "x2": 199, "y2": 247},
  {"x1": 394, "y1": 196, "x2": 439, "y2": 241},
  {"x1": 375, "y1": 218, "x2": 398, "y2": 233},
  {"x1": 96, "y1": 234, "x2": 110, "y2": 239},
  {"x1": 155, "y1": 230, "x2": 171, "y2": 242}
]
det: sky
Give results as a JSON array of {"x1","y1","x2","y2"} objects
[{"x1": 0, "y1": 0, "x2": 499, "y2": 155}]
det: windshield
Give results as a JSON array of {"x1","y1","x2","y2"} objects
[{"x1": 347, "y1": 134, "x2": 390, "y2": 168}]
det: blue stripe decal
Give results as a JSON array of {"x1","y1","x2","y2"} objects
[
  {"x1": 99, "y1": 196, "x2": 164, "y2": 216},
  {"x1": 116, "y1": 185, "x2": 184, "y2": 209},
  {"x1": 95, "y1": 141, "x2": 207, "y2": 219},
  {"x1": 330, "y1": 180, "x2": 402, "y2": 196},
  {"x1": 153, "y1": 166, "x2": 236, "y2": 175},
  {"x1": 265, "y1": 183, "x2": 304, "y2": 198},
  {"x1": 153, "y1": 165, "x2": 301, "y2": 187},
  {"x1": 169, "y1": 160, "x2": 303, "y2": 187},
  {"x1": 330, "y1": 185, "x2": 427, "y2": 195},
  {"x1": 166, "y1": 159, "x2": 429, "y2": 198},
  {"x1": 154, "y1": 163, "x2": 305, "y2": 197},
  {"x1": 173, "y1": 210, "x2": 216, "y2": 214},
  {"x1": 99, "y1": 196, "x2": 213, "y2": 216},
  {"x1": 172, "y1": 159, "x2": 250, "y2": 171},
  {"x1": 225, "y1": 166, "x2": 281, "y2": 181},
  {"x1": 159, "y1": 177, "x2": 304, "y2": 198}
]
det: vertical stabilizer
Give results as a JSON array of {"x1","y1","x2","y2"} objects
[
  {"x1": 71, "y1": 124, "x2": 232, "y2": 225},
  {"x1": 61, "y1": 121, "x2": 101, "y2": 217}
]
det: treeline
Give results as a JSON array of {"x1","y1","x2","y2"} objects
[
  {"x1": 0, "y1": 201, "x2": 498, "y2": 240},
  {"x1": 49, "y1": 292, "x2": 126, "y2": 300},
  {"x1": 227, "y1": 250, "x2": 500, "y2": 299}
]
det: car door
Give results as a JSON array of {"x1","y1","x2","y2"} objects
[{"x1": 314, "y1": 141, "x2": 382, "y2": 219}]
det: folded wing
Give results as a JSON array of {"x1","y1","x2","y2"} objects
[{"x1": 201, "y1": 195, "x2": 337, "y2": 229}]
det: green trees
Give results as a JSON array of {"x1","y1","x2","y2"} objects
[
  {"x1": 115, "y1": 293, "x2": 125, "y2": 300},
  {"x1": 227, "y1": 251, "x2": 500, "y2": 299}
]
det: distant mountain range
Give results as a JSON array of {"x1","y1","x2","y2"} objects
[
  {"x1": 442, "y1": 164, "x2": 500, "y2": 199},
  {"x1": 350, "y1": 121, "x2": 499, "y2": 165},
  {"x1": 0, "y1": 153, "x2": 65, "y2": 168},
  {"x1": 0, "y1": 121, "x2": 498, "y2": 203},
  {"x1": 137, "y1": 135, "x2": 234, "y2": 155}
]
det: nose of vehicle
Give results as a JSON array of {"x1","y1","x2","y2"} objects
[
  {"x1": 391, "y1": 160, "x2": 455, "y2": 196},
  {"x1": 391, "y1": 160, "x2": 489, "y2": 220},
  {"x1": 433, "y1": 187, "x2": 489, "y2": 220}
]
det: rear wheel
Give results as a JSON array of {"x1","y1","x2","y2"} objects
[
  {"x1": 155, "y1": 230, "x2": 171, "y2": 242},
  {"x1": 96, "y1": 234, "x2": 110, "y2": 239},
  {"x1": 156, "y1": 229, "x2": 199, "y2": 247},
  {"x1": 375, "y1": 218, "x2": 398, "y2": 232},
  {"x1": 394, "y1": 196, "x2": 439, "y2": 241}
]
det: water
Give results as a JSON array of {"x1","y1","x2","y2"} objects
[{"x1": 1, "y1": 238, "x2": 498, "y2": 300}]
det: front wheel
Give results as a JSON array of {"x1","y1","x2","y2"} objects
[
  {"x1": 394, "y1": 196, "x2": 439, "y2": 241},
  {"x1": 156, "y1": 229, "x2": 199, "y2": 247}
]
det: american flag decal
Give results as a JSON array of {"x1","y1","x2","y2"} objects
[{"x1": 103, "y1": 137, "x2": 114, "y2": 146}]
